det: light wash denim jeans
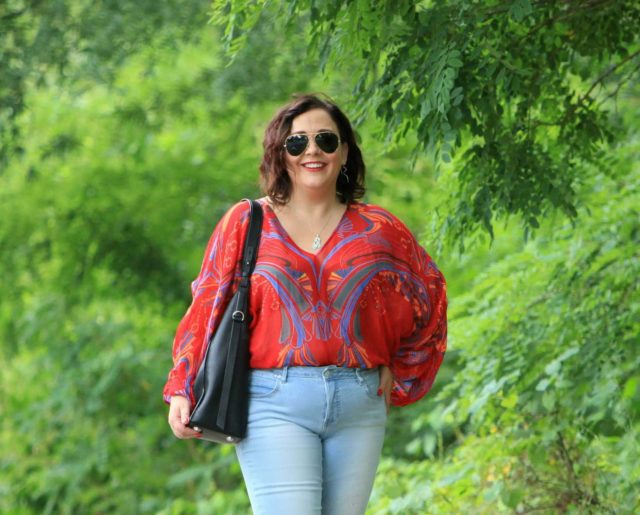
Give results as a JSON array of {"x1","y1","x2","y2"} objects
[{"x1": 235, "y1": 365, "x2": 387, "y2": 515}]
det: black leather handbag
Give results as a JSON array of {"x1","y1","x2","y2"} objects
[{"x1": 188, "y1": 199, "x2": 263, "y2": 443}]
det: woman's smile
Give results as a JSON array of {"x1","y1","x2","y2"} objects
[{"x1": 301, "y1": 160, "x2": 327, "y2": 171}]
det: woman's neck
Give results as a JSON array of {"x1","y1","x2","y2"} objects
[{"x1": 282, "y1": 190, "x2": 343, "y2": 218}]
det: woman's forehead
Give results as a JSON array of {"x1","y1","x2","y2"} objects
[{"x1": 290, "y1": 108, "x2": 337, "y2": 132}]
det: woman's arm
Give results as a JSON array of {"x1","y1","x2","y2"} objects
[{"x1": 163, "y1": 201, "x2": 251, "y2": 405}]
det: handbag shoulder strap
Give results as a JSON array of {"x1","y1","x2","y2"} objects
[
  {"x1": 239, "y1": 199, "x2": 263, "y2": 285},
  {"x1": 215, "y1": 200, "x2": 261, "y2": 428}
]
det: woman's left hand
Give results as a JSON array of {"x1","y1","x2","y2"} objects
[{"x1": 378, "y1": 365, "x2": 394, "y2": 412}]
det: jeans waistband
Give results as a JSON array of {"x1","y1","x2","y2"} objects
[{"x1": 250, "y1": 365, "x2": 379, "y2": 382}]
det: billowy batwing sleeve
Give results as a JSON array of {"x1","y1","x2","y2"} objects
[{"x1": 390, "y1": 234, "x2": 447, "y2": 407}]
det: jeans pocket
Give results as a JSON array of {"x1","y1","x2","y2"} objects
[
  {"x1": 248, "y1": 372, "x2": 280, "y2": 398},
  {"x1": 357, "y1": 369, "x2": 381, "y2": 400}
]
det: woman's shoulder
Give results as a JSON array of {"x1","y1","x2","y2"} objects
[
  {"x1": 350, "y1": 201, "x2": 414, "y2": 236},
  {"x1": 200, "y1": 200, "x2": 253, "y2": 245},
  {"x1": 351, "y1": 202, "x2": 439, "y2": 272},
  {"x1": 218, "y1": 198, "x2": 254, "y2": 226}
]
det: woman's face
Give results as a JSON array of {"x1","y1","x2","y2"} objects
[{"x1": 284, "y1": 108, "x2": 348, "y2": 198}]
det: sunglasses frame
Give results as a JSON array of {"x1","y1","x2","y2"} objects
[{"x1": 283, "y1": 131, "x2": 342, "y2": 156}]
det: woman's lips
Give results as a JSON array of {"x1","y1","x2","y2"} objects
[{"x1": 302, "y1": 162, "x2": 326, "y2": 171}]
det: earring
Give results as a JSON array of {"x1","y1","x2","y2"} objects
[{"x1": 340, "y1": 165, "x2": 349, "y2": 183}]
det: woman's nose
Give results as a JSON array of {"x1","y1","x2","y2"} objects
[{"x1": 304, "y1": 136, "x2": 321, "y2": 154}]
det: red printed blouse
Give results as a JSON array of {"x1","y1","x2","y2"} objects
[{"x1": 164, "y1": 199, "x2": 447, "y2": 407}]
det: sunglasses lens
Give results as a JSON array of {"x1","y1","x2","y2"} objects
[
  {"x1": 315, "y1": 132, "x2": 340, "y2": 153},
  {"x1": 285, "y1": 135, "x2": 308, "y2": 156}
]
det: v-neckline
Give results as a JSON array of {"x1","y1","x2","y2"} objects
[{"x1": 264, "y1": 201, "x2": 350, "y2": 257}]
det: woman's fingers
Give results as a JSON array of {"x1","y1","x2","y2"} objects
[
  {"x1": 168, "y1": 396, "x2": 201, "y2": 439},
  {"x1": 169, "y1": 414, "x2": 201, "y2": 439},
  {"x1": 378, "y1": 366, "x2": 393, "y2": 413},
  {"x1": 179, "y1": 402, "x2": 190, "y2": 426}
]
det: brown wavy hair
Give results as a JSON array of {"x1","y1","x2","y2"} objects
[{"x1": 259, "y1": 93, "x2": 366, "y2": 205}]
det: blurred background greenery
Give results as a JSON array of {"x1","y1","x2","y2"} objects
[{"x1": 1, "y1": 1, "x2": 638, "y2": 513}]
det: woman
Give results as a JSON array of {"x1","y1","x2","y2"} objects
[{"x1": 165, "y1": 94, "x2": 447, "y2": 514}]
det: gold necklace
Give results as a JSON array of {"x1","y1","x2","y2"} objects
[
  {"x1": 311, "y1": 212, "x2": 335, "y2": 251},
  {"x1": 286, "y1": 203, "x2": 338, "y2": 251}
]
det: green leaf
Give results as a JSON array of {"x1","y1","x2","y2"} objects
[
  {"x1": 509, "y1": 2, "x2": 523, "y2": 22},
  {"x1": 542, "y1": 391, "x2": 556, "y2": 411},
  {"x1": 501, "y1": 487, "x2": 524, "y2": 509},
  {"x1": 501, "y1": 391, "x2": 518, "y2": 409},
  {"x1": 544, "y1": 360, "x2": 560, "y2": 376},
  {"x1": 623, "y1": 377, "x2": 639, "y2": 399},
  {"x1": 536, "y1": 378, "x2": 551, "y2": 392}
]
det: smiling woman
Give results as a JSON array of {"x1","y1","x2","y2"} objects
[
  {"x1": 284, "y1": 109, "x2": 346, "y2": 195},
  {"x1": 164, "y1": 94, "x2": 448, "y2": 515}
]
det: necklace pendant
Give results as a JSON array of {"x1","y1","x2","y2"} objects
[{"x1": 312, "y1": 234, "x2": 322, "y2": 251}]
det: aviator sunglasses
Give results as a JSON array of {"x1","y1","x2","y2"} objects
[{"x1": 283, "y1": 131, "x2": 341, "y2": 156}]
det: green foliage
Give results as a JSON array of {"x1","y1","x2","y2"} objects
[
  {"x1": 0, "y1": 0, "x2": 210, "y2": 113},
  {"x1": 1, "y1": 2, "x2": 639, "y2": 514},
  {"x1": 212, "y1": 0, "x2": 640, "y2": 246},
  {"x1": 367, "y1": 126, "x2": 640, "y2": 513},
  {"x1": 0, "y1": 25, "x2": 266, "y2": 514}
]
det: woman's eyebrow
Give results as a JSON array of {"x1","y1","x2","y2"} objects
[{"x1": 289, "y1": 129, "x2": 334, "y2": 134}]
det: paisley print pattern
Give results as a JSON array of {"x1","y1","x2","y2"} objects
[{"x1": 164, "y1": 199, "x2": 447, "y2": 407}]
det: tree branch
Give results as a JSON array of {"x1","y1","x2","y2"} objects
[
  {"x1": 0, "y1": 8, "x2": 29, "y2": 22},
  {"x1": 530, "y1": 49, "x2": 640, "y2": 129},
  {"x1": 556, "y1": 431, "x2": 584, "y2": 500},
  {"x1": 0, "y1": 0, "x2": 43, "y2": 22},
  {"x1": 597, "y1": 60, "x2": 640, "y2": 109},
  {"x1": 578, "y1": 49, "x2": 640, "y2": 106},
  {"x1": 518, "y1": 0, "x2": 615, "y2": 43}
]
